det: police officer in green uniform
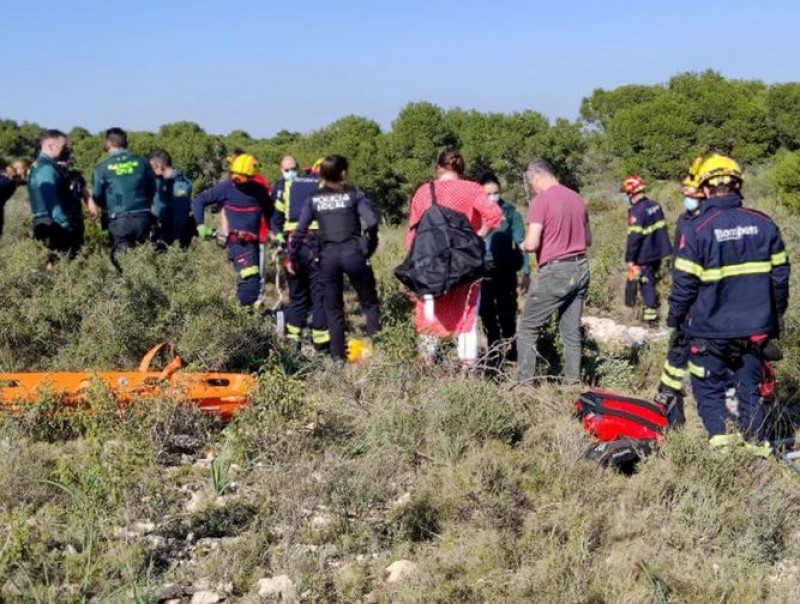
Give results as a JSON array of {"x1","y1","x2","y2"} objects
[
  {"x1": 27, "y1": 129, "x2": 83, "y2": 257},
  {"x1": 149, "y1": 149, "x2": 195, "y2": 247},
  {"x1": 92, "y1": 128, "x2": 156, "y2": 263}
]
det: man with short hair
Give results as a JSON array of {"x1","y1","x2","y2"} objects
[
  {"x1": 149, "y1": 149, "x2": 194, "y2": 247},
  {"x1": 92, "y1": 127, "x2": 156, "y2": 262},
  {"x1": 27, "y1": 129, "x2": 83, "y2": 256},
  {"x1": 517, "y1": 159, "x2": 591, "y2": 384}
]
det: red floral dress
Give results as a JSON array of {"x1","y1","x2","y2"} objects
[{"x1": 405, "y1": 179, "x2": 502, "y2": 337}]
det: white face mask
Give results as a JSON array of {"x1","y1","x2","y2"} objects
[
  {"x1": 683, "y1": 196, "x2": 699, "y2": 212},
  {"x1": 489, "y1": 192, "x2": 501, "y2": 203},
  {"x1": 282, "y1": 169, "x2": 298, "y2": 182}
]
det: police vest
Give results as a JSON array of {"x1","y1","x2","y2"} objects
[{"x1": 310, "y1": 189, "x2": 361, "y2": 244}]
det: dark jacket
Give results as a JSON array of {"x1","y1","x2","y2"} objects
[
  {"x1": 292, "y1": 185, "x2": 378, "y2": 259},
  {"x1": 192, "y1": 179, "x2": 271, "y2": 238},
  {"x1": 485, "y1": 199, "x2": 530, "y2": 275},
  {"x1": 27, "y1": 154, "x2": 76, "y2": 230},
  {"x1": 626, "y1": 197, "x2": 672, "y2": 264},
  {"x1": 154, "y1": 169, "x2": 193, "y2": 243},
  {"x1": 667, "y1": 193, "x2": 790, "y2": 339},
  {"x1": 92, "y1": 149, "x2": 156, "y2": 217},
  {"x1": 270, "y1": 176, "x2": 321, "y2": 235},
  {"x1": 673, "y1": 211, "x2": 695, "y2": 251}
]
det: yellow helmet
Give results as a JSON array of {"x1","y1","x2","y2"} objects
[
  {"x1": 229, "y1": 153, "x2": 259, "y2": 178},
  {"x1": 311, "y1": 158, "x2": 324, "y2": 175},
  {"x1": 695, "y1": 154, "x2": 742, "y2": 188},
  {"x1": 680, "y1": 157, "x2": 705, "y2": 198}
]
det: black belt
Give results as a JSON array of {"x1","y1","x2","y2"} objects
[{"x1": 539, "y1": 253, "x2": 586, "y2": 269}]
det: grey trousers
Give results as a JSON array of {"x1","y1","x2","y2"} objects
[{"x1": 517, "y1": 257, "x2": 590, "y2": 383}]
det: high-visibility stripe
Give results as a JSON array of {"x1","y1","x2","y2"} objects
[
  {"x1": 286, "y1": 324, "x2": 301, "y2": 341},
  {"x1": 659, "y1": 373, "x2": 684, "y2": 391},
  {"x1": 274, "y1": 200, "x2": 286, "y2": 212},
  {"x1": 239, "y1": 266, "x2": 259, "y2": 279},
  {"x1": 674, "y1": 257, "x2": 704, "y2": 277},
  {"x1": 663, "y1": 362, "x2": 687, "y2": 379},
  {"x1": 643, "y1": 308, "x2": 658, "y2": 320},
  {"x1": 699, "y1": 261, "x2": 772, "y2": 282},
  {"x1": 284, "y1": 220, "x2": 319, "y2": 232},
  {"x1": 688, "y1": 361, "x2": 706, "y2": 378},
  {"x1": 772, "y1": 251, "x2": 788, "y2": 266},
  {"x1": 311, "y1": 329, "x2": 330, "y2": 344},
  {"x1": 674, "y1": 258, "x2": 774, "y2": 282},
  {"x1": 628, "y1": 220, "x2": 666, "y2": 236},
  {"x1": 709, "y1": 433, "x2": 744, "y2": 448}
]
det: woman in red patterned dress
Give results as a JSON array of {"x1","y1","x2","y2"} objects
[{"x1": 405, "y1": 150, "x2": 502, "y2": 366}]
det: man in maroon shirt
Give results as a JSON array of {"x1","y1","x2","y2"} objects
[{"x1": 517, "y1": 159, "x2": 591, "y2": 384}]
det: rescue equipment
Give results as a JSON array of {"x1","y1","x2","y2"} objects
[{"x1": 0, "y1": 343, "x2": 254, "y2": 420}]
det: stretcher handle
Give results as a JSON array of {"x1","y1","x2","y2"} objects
[{"x1": 138, "y1": 343, "x2": 184, "y2": 380}]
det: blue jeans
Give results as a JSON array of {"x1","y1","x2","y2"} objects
[{"x1": 517, "y1": 256, "x2": 590, "y2": 383}]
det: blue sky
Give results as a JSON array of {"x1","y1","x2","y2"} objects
[{"x1": 4, "y1": 0, "x2": 799, "y2": 137}]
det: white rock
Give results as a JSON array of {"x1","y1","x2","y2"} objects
[
  {"x1": 190, "y1": 591, "x2": 222, "y2": 604},
  {"x1": 133, "y1": 521, "x2": 156, "y2": 534},
  {"x1": 385, "y1": 560, "x2": 418, "y2": 584},
  {"x1": 257, "y1": 575, "x2": 297, "y2": 601},
  {"x1": 310, "y1": 513, "x2": 333, "y2": 529},
  {"x1": 393, "y1": 492, "x2": 412, "y2": 507},
  {"x1": 582, "y1": 315, "x2": 662, "y2": 351},
  {"x1": 185, "y1": 491, "x2": 206, "y2": 513}
]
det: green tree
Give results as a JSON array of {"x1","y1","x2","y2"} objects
[
  {"x1": 772, "y1": 150, "x2": 800, "y2": 212},
  {"x1": 155, "y1": 121, "x2": 227, "y2": 191},
  {"x1": 388, "y1": 102, "x2": 458, "y2": 196},
  {"x1": 767, "y1": 83, "x2": 800, "y2": 150}
]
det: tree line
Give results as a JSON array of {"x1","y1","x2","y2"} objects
[{"x1": 3, "y1": 70, "x2": 800, "y2": 221}]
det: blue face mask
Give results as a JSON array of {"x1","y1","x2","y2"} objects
[
  {"x1": 282, "y1": 169, "x2": 297, "y2": 182},
  {"x1": 683, "y1": 196, "x2": 699, "y2": 212}
]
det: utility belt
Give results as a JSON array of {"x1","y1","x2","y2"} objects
[
  {"x1": 690, "y1": 335, "x2": 781, "y2": 362},
  {"x1": 108, "y1": 209, "x2": 151, "y2": 221},
  {"x1": 539, "y1": 253, "x2": 586, "y2": 270},
  {"x1": 226, "y1": 229, "x2": 259, "y2": 245}
]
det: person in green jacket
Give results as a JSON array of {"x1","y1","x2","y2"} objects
[
  {"x1": 92, "y1": 127, "x2": 156, "y2": 262},
  {"x1": 149, "y1": 149, "x2": 195, "y2": 248},
  {"x1": 479, "y1": 172, "x2": 530, "y2": 366},
  {"x1": 27, "y1": 129, "x2": 83, "y2": 257}
]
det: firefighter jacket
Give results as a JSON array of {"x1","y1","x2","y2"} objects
[
  {"x1": 626, "y1": 197, "x2": 672, "y2": 264},
  {"x1": 667, "y1": 193, "x2": 790, "y2": 339}
]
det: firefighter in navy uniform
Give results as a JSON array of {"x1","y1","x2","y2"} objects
[
  {"x1": 271, "y1": 155, "x2": 330, "y2": 351},
  {"x1": 192, "y1": 154, "x2": 272, "y2": 306},
  {"x1": 622, "y1": 175, "x2": 673, "y2": 325},
  {"x1": 667, "y1": 155, "x2": 790, "y2": 452},
  {"x1": 656, "y1": 158, "x2": 705, "y2": 427},
  {"x1": 291, "y1": 155, "x2": 380, "y2": 361}
]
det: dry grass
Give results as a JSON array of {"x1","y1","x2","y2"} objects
[{"x1": 1, "y1": 178, "x2": 799, "y2": 602}]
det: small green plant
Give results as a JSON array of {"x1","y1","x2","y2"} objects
[{"x1": 209, "y1": 441, "x2": 232, "y2": 497}]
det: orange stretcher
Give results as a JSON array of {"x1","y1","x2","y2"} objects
[{"x1": 0, "y1": 343, "x2": 255, "y2": 420}]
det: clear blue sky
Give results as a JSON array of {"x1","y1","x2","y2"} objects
[{"x1": 4, "y1": 0, "x2": 798, "y2": 137}]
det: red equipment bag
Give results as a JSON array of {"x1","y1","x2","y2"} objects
[{"x1": 576, "y1": 389, "x2": 668, "y2": 443}]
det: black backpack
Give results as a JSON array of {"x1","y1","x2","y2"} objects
[{"x1": 394, "y1": 182, "x2": 485, "y2": 298}]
